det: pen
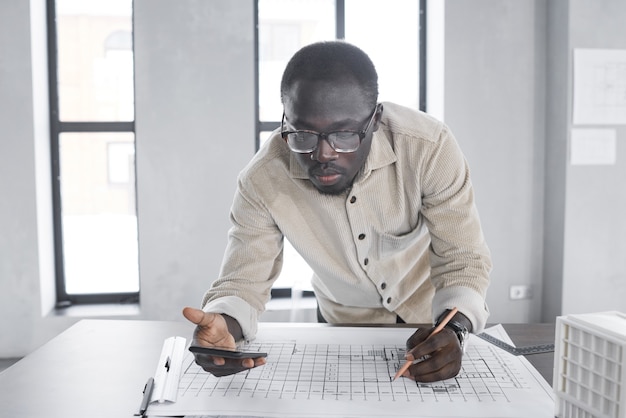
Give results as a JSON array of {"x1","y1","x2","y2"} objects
[
  {"x1": 136, "y1": 377, "x2": 154, "y2": 416},
  {"x1": 392, "y1": 307, "x2": 459, "y2": 381}
]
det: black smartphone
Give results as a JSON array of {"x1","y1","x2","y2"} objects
[{"x1": 188, "y1": 345, "x2": 268, "y2": 359}]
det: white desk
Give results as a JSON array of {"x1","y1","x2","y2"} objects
[
  {"x1": 0, "y1": 320, "x2": 192, "y2": 417},
  {"x1": 0, "y1": 320, "x2": 555, "y2": 417}
]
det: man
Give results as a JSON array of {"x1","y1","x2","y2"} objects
[{"x1": 183, "y1": 41, "x2": 491, "y2": 382}]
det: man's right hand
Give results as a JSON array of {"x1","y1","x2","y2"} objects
[{"x1": 182, "y1": 307, "x2": 266, "y2": 377}]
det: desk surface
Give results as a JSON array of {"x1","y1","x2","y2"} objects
[{"x1": 0, "y1": 320, "x2": 555, "y2": 418}]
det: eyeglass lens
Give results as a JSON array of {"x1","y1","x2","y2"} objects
[
  {"x1": 286, "y1": 131, "x2": 360, "y2": 153},
  {"x1": 283, "y1": 105, "x2": 378, "y2": 153}
]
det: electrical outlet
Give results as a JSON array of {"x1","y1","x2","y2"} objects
[{"x1": 509, "y1": 285, "x2": 532, "y2": 300}]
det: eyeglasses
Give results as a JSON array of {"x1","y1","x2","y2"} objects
[{"x1": 281, "y1": 105, "x2": 379, "y2": 153}]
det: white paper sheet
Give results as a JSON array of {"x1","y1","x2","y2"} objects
[
  {"x1": 570, "y1": 128, "x2": 617, "y2": 165},
  {"x1": 573, "y1": 48, "x2": 626, "y2": 125},
  {"x1": 146, "y1": 324, "x2": 554, "y2": 418}
]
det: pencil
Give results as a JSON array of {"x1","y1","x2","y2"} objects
[{"x1": 392, "y1": 307, "x2": 459, "y2": 381}]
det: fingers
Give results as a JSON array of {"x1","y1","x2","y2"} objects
[
  {"x1": 196, "y1": 355, "x2": 267, "y2": 377},
  {"x1": 407, "y1": 347, "x2": 461, "y2": 382},
  {"x1": 183, "y1": 308, "x2": 266, "y2": 377},
  {"x1": 405, "y1": 327, "x2": 430, "y2": 350},
  {"x1": 209, "y1": 355, "x2": 266, "y2": 369},
  {"x1": 200, "y1": 359, "x2": 253, "y2": 377},
  {"x1": 403, "y1": 328, "x2": 463, "y2": 383},
  {"x1": 242, "y1": 357, "x2": 267, "y2": 368},
  {"x1": 200, "y1": 353, "x2": 266, "y2": 368}
]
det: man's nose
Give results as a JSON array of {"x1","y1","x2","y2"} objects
[{"x1": 311, "y1": 138, "x2": 338, "y2": 162}]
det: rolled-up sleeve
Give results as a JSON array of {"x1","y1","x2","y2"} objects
[
  {"x1": 419, "y1": 126, "x2": 492, "y2": 333},
  {"x1": 201, "y1": 172, "x2": 284, "y2": 341}
]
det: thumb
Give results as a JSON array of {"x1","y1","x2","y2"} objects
[{"x1": 182, "y1": 306, "x2": 214, "y2": 326}]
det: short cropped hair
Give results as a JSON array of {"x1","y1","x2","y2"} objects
[{"x1": 280, "y1": 41, "x2": 379, "y2": 107}]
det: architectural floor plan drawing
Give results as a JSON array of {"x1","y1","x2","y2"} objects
[{"x1": 146, "y1": 324, "x2": 554, "y2": 417}]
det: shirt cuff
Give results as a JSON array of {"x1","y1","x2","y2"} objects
[
  {"x1": 202, "y1": 296, "x2": 258, "y2": 342},
  {"x1": 432, "y1": 286, "x2": 489, "y2": 334}
]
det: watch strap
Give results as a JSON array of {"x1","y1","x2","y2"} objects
[{"x1": 435, "y1": 311, "x2": 469, "y2": 351}]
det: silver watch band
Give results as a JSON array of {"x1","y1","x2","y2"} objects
[{"x1": 435, "y1": 311, "x2": 469, "y2": 352}]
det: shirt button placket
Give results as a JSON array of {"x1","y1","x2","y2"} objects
[
  {"x1": 358, "y1": 231, "x2": 368, "y2": 267},
  {"x1": 347, "y1": 193, "x2": 369, "y2": 269}
]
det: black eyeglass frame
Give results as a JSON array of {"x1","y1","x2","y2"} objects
[{"x1": 280, "y1": 104, "x2": 380, "y2": 153}]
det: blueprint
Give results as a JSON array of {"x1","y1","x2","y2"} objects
[{"x1": 146, "y1": 324, "x2": 554, "y2": 418}]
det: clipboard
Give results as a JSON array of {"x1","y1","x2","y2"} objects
[{"x1": 151, "y1": 336, "x2": 186, "y2": 403}]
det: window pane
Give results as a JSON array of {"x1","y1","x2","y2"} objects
[
  {"x1": 59, "y1": 132, "x2": 139, "y2": 294},
  {"x1": 273, "y1": 240, "x2": 313, "y2": 292},
  {"x1": 345, "y1": 0, "x2": 419, "y2": 109},
  {"x1": 259, "y1": 130, "x2": 274, "y2": 148},
  {"x1": 258, "y1": 0, "x2": 335, "y2": 121},
  {"x1": 55, "y1": 0, "x2": 134, "y2": 121},
  {"x1": 261, "y1": 129, "x2": 315, "y2": 291}
]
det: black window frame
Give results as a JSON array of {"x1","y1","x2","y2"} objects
[
  {"x1": 46, "y1": 0, "x2": 139, "y2": 307},
  {"x1": 254, "y1": 0, "x2": 427, "y2": 150},
  {"x1": 47, "y1": 0, "x2": 426, "y2": 306}
]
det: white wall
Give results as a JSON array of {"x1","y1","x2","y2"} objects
[
  {"x1": 560, "y1": 0, "x2": 626, "y2": 315},
  {"x1": 542, "y1": 0, "x2": 626, "y2": 320},
  {"x1": 444, "y1": 0, "x2": 626, "y2": 322},
  {"x1": 1, "y1": 0, "x2": 625, "y2": 357},
  {"x1": 444, "y1": 0, "x2": 547, "y2": 322},
  {"x1": 133, "y1": 0, "x2": 256, "y2": 320},
  {"x1": 0, "y1": 0, "x2": 62, "y2": 358}
]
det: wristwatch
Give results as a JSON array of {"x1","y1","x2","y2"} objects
[{"x1": 435, "y1": 310, "x2": 470, "y2": 352}]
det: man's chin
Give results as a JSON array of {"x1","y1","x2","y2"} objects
[{"x1": 313, "y1": 182, "x2": 349, "y2": 196}]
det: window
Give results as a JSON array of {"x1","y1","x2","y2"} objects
[
  {"x1": 344, "y1": 0, "x2": 422, "y2": 110},
  {"x1": 257, "y1": 0, "x2": 426, "y2": 292},
  {"x1": 48, "y1": 0, "x2": 138, "y2": 306}
]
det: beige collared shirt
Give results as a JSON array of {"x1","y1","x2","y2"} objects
[{"x1": 203, "y1": 102, "x2": 491, "y2": 340}]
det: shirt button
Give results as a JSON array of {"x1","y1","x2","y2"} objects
[
  {"x1": 350, "y1": 196, "x2": 357, "y2": 204},
  {"x1": 386, "y1": 297, "x2": 392, "y2": 304},
  {"x1": 364, "y1": 258, "x2": 369, "y2": 266},
  {"x1": 381, "y1": 282, "x2": 386, "y2": 290},
  {"x1": 358, "y1": 233, "x2": 366, "y2": 240}
]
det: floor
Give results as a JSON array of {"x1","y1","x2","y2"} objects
[{"x1": 0, "y1": 358, "x2": 21, "y2": 373}]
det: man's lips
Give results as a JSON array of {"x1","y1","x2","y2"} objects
[
  {"x1": 310, "y1": 168, "x2": 343, "y2": 185},
  {"x1": 315, "y1": 173, "x2": 341, "y2": 185}
]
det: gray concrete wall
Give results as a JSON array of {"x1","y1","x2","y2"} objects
[
  {"x1": 133, "y1": 0, "x2": 256, "y2": 320},
  {"x1": 444, "y1": 0, "x2": 547, "y2": 322}
]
